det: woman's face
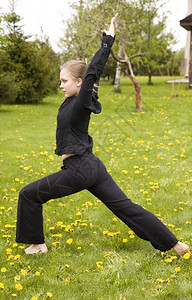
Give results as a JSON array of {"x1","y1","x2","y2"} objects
[{"x1": 60, "y1": 68, "x2": 82, "y2": 98}]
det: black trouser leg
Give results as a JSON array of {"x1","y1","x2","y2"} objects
[
  {"x1": 16, "y1": 152, "x2": 178, "y2": 251},
  {"x1": 88, "y1": 173, "x2": 178, "y2": 251},
  {"x1": 16, "y1": 168, "x2": 87, "y2": 244}
]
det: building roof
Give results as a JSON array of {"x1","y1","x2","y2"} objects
[{"x1": 180, "y1": 14, "x2": 192, "y2": 30}]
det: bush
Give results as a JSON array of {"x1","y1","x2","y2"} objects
[
  {"x1": 0, "y1": 72, "x2": 20, "y2": 104},
  {"x1": 0, "y1": 12, "x2": 60, "y2": 104}
]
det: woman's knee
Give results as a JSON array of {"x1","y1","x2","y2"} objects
[{"x1": 19, "y1": 183, "x2": 36, "y2": 201}]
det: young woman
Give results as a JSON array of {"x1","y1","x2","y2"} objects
[{"x1": 16, "y1": 14, "x2": 190, "y2": 256}]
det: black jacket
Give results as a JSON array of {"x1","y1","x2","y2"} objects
[{"x1": 55, "y1": 34, "x2": 115, "y2": 156}]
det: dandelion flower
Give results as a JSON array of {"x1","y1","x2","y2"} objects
[
  {"x1": 129, "y1": 235, "x2": 135, "y2": 239},
  {"x1": 104, "y1": 253, "x2": 111, "y2": 258},
  {"x1": 0, "y1": 282, "x2": 4, "y2": 289},
  {"x1": 123, "y1": 239, "x2": 128, "y2": 243},
  {"x1": 167, "y1": 278, "x2": 170, "y2": 286},
  {"x1": 35, "y1": 271, "x2": 40, "y2": 276},
  {"x1": 6, "y1": 248, "x2": 12, "y2": 254},
  {"x1": 156, "y1": 278, "x2": 164, "y2": 283},
  {"x1": 183, "y1": 253, "x2": 191, "y2": 259},
  {"x1": 15, "y1": 283, "x2": 23, "y2": 291},
  {"x1": 66, "y1": 238, "x2": 73, "y2": 245},
  {"x1": 65, "y1": 279, "x2": 70, "y2": 284},
  {"x1": 164, "y1": 258, "x2": 172, "y2": 263},
  {"x1": 1, "y1": 268, "x2": 7, "y2": 273},
  {"x1": 121, "y1": 259, "x2": 127, "y2": 263},
  {"x1": 96, "y1": 261, "x2": 103, "y2": 270},
  {"x1": 21, "y1": 269, "x2": 27, "y2": 275},
  {"x1": 46, "y1": 292, "x2": 53, "y2": 298},
  {"x1": 15, "y1": 275, "x2": 21, "y2": 281},
  {"x1": 175, "y1": 267, "x2": 180, "y2": 273}
]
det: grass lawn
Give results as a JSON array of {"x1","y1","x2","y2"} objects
[{"x1": 0, "y1": 76, "x2": 192, "y2": 300}]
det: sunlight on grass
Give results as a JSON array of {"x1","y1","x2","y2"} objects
[{"x1": 0, "y1": 77, "x2": 192, "y2": 299}]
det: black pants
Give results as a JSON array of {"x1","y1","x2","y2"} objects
[{"x1": 16, "y1": 151, "x2": 178, "y2": 251}]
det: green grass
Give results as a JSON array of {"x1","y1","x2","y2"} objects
[{"x1": 0, "y1": 76, "x2": 192, "y2": 300}]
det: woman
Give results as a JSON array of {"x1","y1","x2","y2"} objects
[{"x1": 16, "y1": 14, "x2": 190, "y2": 256}]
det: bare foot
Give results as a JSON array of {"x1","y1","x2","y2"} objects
[
  {"x1": 173, "y1": 241, "x2": 191, "y2": 256},
  {"x1": 25, "y1": 243, "x2": 48, "y2": 254}
]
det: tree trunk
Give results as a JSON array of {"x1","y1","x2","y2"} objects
[
  {"x1": 114, "y1": 61, "x2": 121, "y2": 92},
  {"x1": 114, "y1": 46, "x2": 122, "y2": 92},
  {"x1": 147, "y1": 72, "x2": 153, "y2": 85},
  {"x1": 111, "y1": 46, "x2": 143, "y2": 111},
  {"x1": 126, "y1": 59, "x2": 142, "y2": 112}
]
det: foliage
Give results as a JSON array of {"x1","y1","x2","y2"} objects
[
  {"x1": 0, "y1": 10, "x2": 59, "y2": 104},
  {"x1": 0, "y1": 77, "x2": 192, "y2": 299},
  {"x1": 59, "y1": 0, "x2": 177, "y2": 82}
]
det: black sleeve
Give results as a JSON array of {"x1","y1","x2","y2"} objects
[{"x1": 75, "y1": 34, "x2": 115, "y2": 112}]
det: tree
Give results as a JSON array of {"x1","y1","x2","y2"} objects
[
  {"x1": 59, "y1": 0, "x2": 175, "y2": 111},
  {"x1": 0, "y1": 4, "x2": 59, "y2": 104}
]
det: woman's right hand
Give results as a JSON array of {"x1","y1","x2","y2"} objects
[{"x1": 103, "y1": 13, "x2": 118, "y2": 37}]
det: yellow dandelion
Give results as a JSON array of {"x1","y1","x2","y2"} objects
[
  {"x1": 121, "y1": 259, "x2": 127, "y2": 263},
  {"x1": 123, "y1": 239, "x2": 128, "y2": 243},
  {"x1": 15, "y1": 283, "x2": 23, "y2": 291},
  {"x1": 171, "y1": 256, "x2": 177, "y2": 260},
  {"x1": 21, "y1": 269, "x2": 27, "y2": 275},
  {"x1": 35, "y1": 271, "x2": 40, "y2": 276},
  {"x1": 6, "y1": 248, "x2": 12, "y2": 254},
  {"x1": 167, "y1": 278, "x2": 170, "y2": 286},
  {"x1": 1, "y1": 268, "x2": 7, "y2": 273},
  {"x1": 49, "y1": 227, "x2": 55, "y2": 231},
  {"x1": 175, "y1": 267, "x2": 181, "y2": 273},
  {"x1": 0, "y1": 282, "x2": 4, "y2": 289},
  {"x1": 52, "y1": 241, "x2": 60, "y2": 246},
  {"x1": 52, "y1": 233, "x2": 62, "y2": 238},
  {"x1": 129, "y1": 235, "x2": 135, "y2": 239},
  {"x1": 14, "y1": 254, "x2": 21, "y2": 260},
  {"x1": 185, "y1": 221, "x2": 191, "y2": 224},
  {"x1": 65, "y1": 279, "x2": 70, "y2": 284},
  {"x1": 103, "y1": 230, "x2": 108, "y2": 235},
  {"x1": 96, "y1": 262, "x2": 104, "y2": 270},
  {"x1": 156, "y1": 278, "x2": 164, "y2": 283},
  {"x1": 164, "y1": 258, "x2": 172, "y2": 263},
  {"x1": 65, "y1": 225, "x2": 71, "y2": 232},
  {"x1": 104, "y1": 253, "x2": 111, "y2": 258},
  {"x1": 46, "y1": 292, "x2": 53, "y2": 298},
  {"x1": 15, "y1": 275, "x2": 21, "y2": 281},
  {"x1": 183, "y1": 253, "x2": 191, "y2": 259},
  {"x1": 122, "y1": 170, "x2": 128, "y2": 174},
  {"x1": 31, "y1": 297, "x2": 38, "y2": 300},
  {"x1": 66, "y1": 238, "x2": 73, "y2": 245}
]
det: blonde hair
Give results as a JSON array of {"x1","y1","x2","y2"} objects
[{"x1": 60, "y1": 60, "x2": 88, "y2": 80}]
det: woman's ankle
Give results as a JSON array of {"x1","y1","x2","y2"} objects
[
  {"x1": 173, "y1": 241, "x2": 190, "y2": 256},
  {"x1": 25, "y1": 243, "x2": 48, "y2": 254}
]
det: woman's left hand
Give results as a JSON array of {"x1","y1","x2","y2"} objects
[{"x1": 103, "y1": 13, "x2": 118, "y2": 37}]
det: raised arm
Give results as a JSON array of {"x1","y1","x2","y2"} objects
[{"x1": 76, "y1": 14, "x2": 118, "y2": 112}]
